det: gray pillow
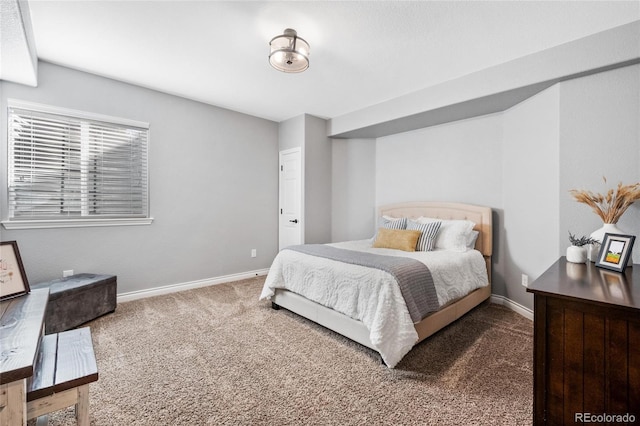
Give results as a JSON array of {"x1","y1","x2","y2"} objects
[{"x1": 407, "y1": 219, "x2": 441, "y2": 251}]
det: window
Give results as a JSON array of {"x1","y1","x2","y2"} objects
[{"x1": 4, "y1": 100, "x2": 151, "y2": 229}]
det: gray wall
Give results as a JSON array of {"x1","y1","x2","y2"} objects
[
  {"x1": 0, "y1": 61, "x2": 279, "y2": 294},
  {"x1": 303, "y1": 115, "x2": 332, "y2": 244},
  {"x1": 501, "y1": 84, "x2": 560, "y2": 307},
  {"x1": 331, "y1": 138, "x2": 376, "y2": 242},
  {"x1": 330, "y1": 64, "x2": 640, "y2": 311},
  {"x1": 278, "y1": 115, "x2": 304, "y2": 152},
  {"x1": 375, "y1": 114, "x2": 503, "y2": 207},
  {"x1": 559, "y1": 64, "x2": 640, "y2": 259}
]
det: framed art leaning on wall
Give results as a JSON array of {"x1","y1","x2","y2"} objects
[
  {"x1": 0, "y1": 240, "x2": 31, "y2": 300},
  {"x1": 595, "y1": 233, "x2": 635, "y2": 273}
]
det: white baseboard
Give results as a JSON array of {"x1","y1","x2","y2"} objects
[
  {"x1": 490, "y1": 294, "x2": 533, "y2": 321},
  {"x1": 117, "y1": 268, "x2": 270, "y2": 303}
]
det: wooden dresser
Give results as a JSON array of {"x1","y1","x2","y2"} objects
[{"x1": 527, "y1": 257, "x2": 640, "y2": 425}]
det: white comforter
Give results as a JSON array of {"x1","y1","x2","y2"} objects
[{"x1": 259, "y1": 240, "x2": 489, "y2": 368}]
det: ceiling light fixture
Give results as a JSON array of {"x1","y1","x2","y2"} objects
[{"x1": 269, "y1": 28, "x2": 310, "y2": 73}]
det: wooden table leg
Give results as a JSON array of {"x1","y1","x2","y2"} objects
[
  {"x1": 76, "y1": 384, "x2": 90, "y2": 426},
  {"x1": 0, "y1": 379, "x2": 28, "y2": 426}
]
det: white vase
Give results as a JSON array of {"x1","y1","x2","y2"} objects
[
  {"x1": 566, "y1": 245, "x2": 587, "y2": 263},
  {"x1": 588, "y1": 223, "x2": 625, "y2": 262}
]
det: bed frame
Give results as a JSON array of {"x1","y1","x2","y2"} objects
[{"x1": 271, "y1": 201, "x2": 493, "y2": 355}]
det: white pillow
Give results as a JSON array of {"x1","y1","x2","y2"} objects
[
  {"x1": 417, "y1": 217, "x2": 476, "y2": 252},
  {"x1": 466, "y1": 230, "x2": 480, "y2": 250}
]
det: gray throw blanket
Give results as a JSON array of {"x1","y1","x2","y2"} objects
[{"x1": 285, "y1": 244, "x2": 439, "y2": 322}]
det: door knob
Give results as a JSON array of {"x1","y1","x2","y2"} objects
[{"x1": 289, "y1": 219, "x2": 298, "y2": 223}]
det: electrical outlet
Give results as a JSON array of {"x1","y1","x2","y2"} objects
[
  {"x1": 251, "y1": 249, "x2": 257, "y2": 258},
  {"x1": 63, "y1": 269, "x2": 74, "y2": 278},
  {"x1": 521, "y1": 274, "x2": 529, "y2": 287}
]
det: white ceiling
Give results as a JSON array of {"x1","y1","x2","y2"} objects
[{"x1": 25, "y1": 1, "x2": 640, "y2": 122}]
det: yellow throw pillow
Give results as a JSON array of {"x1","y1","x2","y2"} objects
[{"x1": 372, "y1": 228, "x2": 422, "y2": 252}]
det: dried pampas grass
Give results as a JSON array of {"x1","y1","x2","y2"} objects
[{"x1": 570, "y1": 177, "x2": 640, "y2": 224}]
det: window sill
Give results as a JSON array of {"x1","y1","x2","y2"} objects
[{"x1": 2, "y1": 218, "x2": 154, "y2": 230}]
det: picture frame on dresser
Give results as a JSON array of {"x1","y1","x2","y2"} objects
[
  {"x1": 0, "y1": 241, "x2": 31, "y2": 300},
  {"x1": 595, "y1": 233, "x2": 635, "y2": 272}
]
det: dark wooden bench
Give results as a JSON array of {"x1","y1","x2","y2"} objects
[{"x1": 26, "y1": 327, "x2": 99, "y2": 425}]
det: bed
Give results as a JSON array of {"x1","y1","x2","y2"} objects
[{"x1": 260, "y1": 201, "x2": 493, "y2": 367}]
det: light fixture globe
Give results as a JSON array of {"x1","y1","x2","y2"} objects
[{"x1": 269, "y1": 28, "x2": 309, "y2": 73}]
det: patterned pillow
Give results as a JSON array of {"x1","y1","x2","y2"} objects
[
  {"x1": 407, "y1": 219, "x2": 441, "y2": 251},
  {"x1": 379, "y1": 216, "x2": 407, "y2": 230}
]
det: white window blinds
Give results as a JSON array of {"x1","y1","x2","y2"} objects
[{"x1": 7, "y1": 102, "x2": 149, "y2": 221}]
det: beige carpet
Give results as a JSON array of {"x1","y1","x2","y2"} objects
[{"x1": 44, "y1": 276, "x2": 533, "y2": 425}]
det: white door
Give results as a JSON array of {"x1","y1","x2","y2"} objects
[{"x1": 279, "y1": 148, "x2": 302, "y2": 250}]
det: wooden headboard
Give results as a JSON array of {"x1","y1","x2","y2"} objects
[{"x1": 378, "y1": 201, "x2": 493, "y2": 258}]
